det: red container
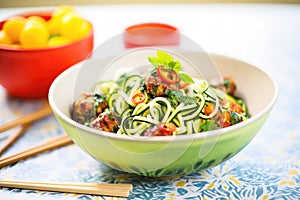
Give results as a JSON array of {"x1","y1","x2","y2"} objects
[
  {"x1": 123, "y1": 23, "x2": 179, "y2": 48},
  {"x1": 0, "y1": 11, "x2": 94, "y2": 98}
]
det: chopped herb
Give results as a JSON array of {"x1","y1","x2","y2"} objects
[
  {"x1": 151, "y1": 86, "x2": 158, "y2": 97},
  {"x1": 229, "y1": 111, "x2": 242, "y2": 125},
  {"x1": 223, "y1": 79, "x2": 230, "y2": 88},
  {"x1": 200, "y1": 120, "x2": 218, "y2": 132},
  {"x1": 165, "y1": 89, "x2": 198, "y2": 104},
  {"x1": 93, "y1": 93, "x2": 107, "y2": 115},
  {"x1": 93, "y1": 93, "x2": 107, "y2": 103}
]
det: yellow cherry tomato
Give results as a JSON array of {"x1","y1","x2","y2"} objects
[
  {"x1": 2, "y1": 16, "x2": 26, "y2": 43},
  {"x1": 49, "y1": 5, "x2": 76, "y2": 35},
  {"x1": 27, "y1": 16, "x2": 48, "y2": 28},
  {"x1": 60, "y1": 13, "x2": 91, "y2": 41},
  {"x1": 47, "y1": 17, "x2": 62, "y2": 35},
  {"x1": 52, "y1": 5, "x2": 76, "y2": 19},
  {"x1": 48, "y1": 36, "x2": 70, "y2": 47},
  {"x1": 20, "y1": 20, "x2": 49, "y2": 48},
  {"x1": 1, "y1": 6, "x2": 91, "y2": 48},
  {"x1": 0, "y1": 30, "x2": 13, "y2": 45}
]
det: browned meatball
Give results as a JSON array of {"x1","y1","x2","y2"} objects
[
  {"x1": 212, "y1": 76, "x2": 237, "y2": 96},
  {"x1": 223, "y1": 76, "x2": 236, "y2": 96},
  {"x1": 90, "y1": 112, "x2": 119, "y2": 133},
  {"x1": 72, "y1": 93, "x2": 107, "y2": 124},
  {"x1": 145, "y1": 74, "x2": 179, "y2": 97}
]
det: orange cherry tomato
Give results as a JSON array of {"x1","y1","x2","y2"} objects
[
  {"x1": 219, "y1": 111, "x2": 232, "y2": 128},
  {"x1": 229, "y1": 102, "x2": 243, "y2": 114},
  {"x1": 203, "y1": 102, "x2": 215, "y2": 115},
  {"x1": 131, "y1": 93, "x2": 146, "y2": 104},
  {"x1": 157, "y1": 65, "x2": 179, "y2": 84}
]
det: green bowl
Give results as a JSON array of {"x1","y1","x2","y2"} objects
[{"x1": 48, "y1": 52, "x2": 278, "y2": 177}]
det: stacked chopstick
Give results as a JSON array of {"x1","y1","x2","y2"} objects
[
  {"x1": 0, "y1": 102, "x2": 53, "y2": 155},
  {"x1": 0, "y1": 124, "x2": 31, "y2": 155},
  {"x1": 0, "y1": 102, "x2": 53, "y2": 133},
  {"x1": 0, "y1": 180, "x2": 133, "y2": 197},
  {"x1": 0, "y1": 134, "x2": 72, "y2": 168},
  {"x1": 0, "y1": 102, "x2": 133, "y2": 197}
]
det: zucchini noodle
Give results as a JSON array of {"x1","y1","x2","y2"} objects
[
  {"x1": 95, "y1": 72, "x2": 249, "y2": 136},
  {"x1": 149, "y1": 97, "x2": 171, "y2": 123},
  {"x1": 74, "y1": 51, "x2": 249, "y2": 136}
]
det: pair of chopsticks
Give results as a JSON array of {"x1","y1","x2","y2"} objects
[
  {"x1": 0, "y1": 136, "x2": 133, "y2": 197},
  {"x1": 0, "y1": 102, "x2": 73, "y2": 167},
  {"x1": 0, "y1": 124, "x2": 31, "y2": 155},
  {"x1": 0, "y1": 102, "x2": 53, "y2": 133},
  {"x1": 0, "y1": 102, "x2": 53, "y2": 155},
  {"x1": 0, "y1": 134, "x2": 72, "y2": 168},
  {"x1": 0, "y1": 103, "x2": 133, "y2": 197},
  {"x1": 0, "y1": 180, "x2": 132, "y2": 197}
]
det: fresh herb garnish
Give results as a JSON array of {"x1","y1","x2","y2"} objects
[
  {"x1": 93, "y1": 93, "x2": 107, "y2": 103},
  {"x1": 200, "y1": 120, "x2": 218, "y2": 132},
  {"x1": 178, "y1": 72, "x2": 194, "y2": 84},
  {"x1": 223, "y1": 79, "x2": 230, "y2": 88},
  {"x1": 93, "y1": 93, "x2": 107, "y2": 115},
  {"x1": 229, "y1": 111, "x2": 242, "y2": 125},
  {"x1": 148, "y1": 50, "x2": 181, "y2": 71},
  {"x1": 148, "y1": 50, "x2": 194, "y2": 84},
  {"x1": 165, "y1": 89, "x2": 198, "y2": 104}
]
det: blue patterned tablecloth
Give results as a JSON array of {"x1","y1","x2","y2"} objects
[
  {"x1": 0, "y1": 85, "x2": 299, "y2": 200},
  {"x1": 0, "y1": 4, "x2": 300, "y2": 200}
]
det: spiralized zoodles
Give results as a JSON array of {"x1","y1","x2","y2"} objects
[{"x1": 71, "y1": 50, "x2": 249, "y2": 136}]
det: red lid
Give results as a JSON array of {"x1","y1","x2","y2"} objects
[{"x1": 123, "y1": 23, "x2": 180, "y2": 48}]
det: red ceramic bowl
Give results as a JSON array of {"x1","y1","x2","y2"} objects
[
  {"x1": 0, "y1": 11, "x2": 94, "y2": 98},
  {"x1": 123, "y1": 23, "x2": 179, "y2": 48}
]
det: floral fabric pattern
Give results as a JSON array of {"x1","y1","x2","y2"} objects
[{"x1": 0, "y1": 84, "x2": 299, "y2": 200}]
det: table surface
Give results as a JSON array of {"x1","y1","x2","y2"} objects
[{"x1": 0, "y1": 4, "x2": 300, "y2": 200}]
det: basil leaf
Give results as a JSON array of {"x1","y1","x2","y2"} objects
[
  {"x1": 148, "y1": 57, "x2": 161, "y2": 68},
  {"x1": 148, "y1": 50, "x2": 183, "y2": 72},
  {"x1": 178, "y1": 72, "x2": 194, "y2": 84},
  {"x1": 168, "y1": 61, "x2": 181, "y2": 71},
  {"x1": 157, "y1": 50, "x2": 174, "y2": 65}
]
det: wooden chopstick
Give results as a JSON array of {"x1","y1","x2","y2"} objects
[
  {"x1": 0, "y1": 134, "x2": 73, "y2": 168},
  {"x1": 0, "y1": 180, "x2": 132, "y2": 197},
  {"x1": 0, "y1": 123, "x2": 31, "y2": 156},
  {"x1": 0, "y1": 103, "x2": 52, "y2": 133}
]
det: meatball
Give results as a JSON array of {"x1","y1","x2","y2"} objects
[
  {"x1": 72, "y1": 93, "x2": 107, "y2": 124},
  {"x1": 212, "y1": 76, "x2": 237, "y2": 96},
  {"x1": 90, "y1": 112, "x2": 119, "y2": 133},
  {"x1": 145, "y1": 74, "x2": 179, "y2": 97},
  {"x1": 223, "y1": 76, "x2": 236, "y2": 96}
]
